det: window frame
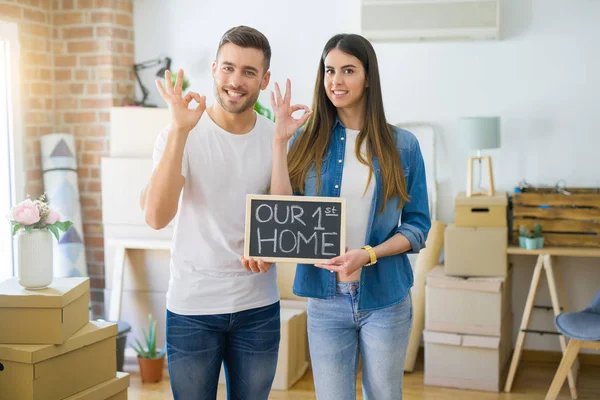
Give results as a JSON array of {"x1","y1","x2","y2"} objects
[{"x1": 0, "y1": 20, "x2": 24, "y2": 279}]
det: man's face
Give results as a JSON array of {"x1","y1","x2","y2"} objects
[{"x1": 212, "y1": 43, "x2": 270, "y2": 114}]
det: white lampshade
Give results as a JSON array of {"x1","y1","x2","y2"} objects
[{"x1": 458, "y1": 117, "x2": 501, "y2": 150}]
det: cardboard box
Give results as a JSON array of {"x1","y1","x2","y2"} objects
[
  {"x1": 218, "y1": 300, "x2": 309, "y2": 391},
  {"x1": 276, "y1": 262, "x2": 307, "y2": 302},
  {"x1": 424, "y1": 313, "x2": 512, "y2": 392},
  {"x1": 273, "y1": 300, "x2": 309, "y2": 390},
  {"x1": 64, "y1": 372, "x2": 129, "y2": 400},
  {"x1": 426, "y1": 265, "x2": 511, "y2": 336},
  {"x1": 0, "y1": 277, "x2": 90, "y2": 344},
  {"x1": 454, "y1": 191, "x2": 507, "y2": 227},
  {"x1": 444, "y1": 225, "x2": 507, "y2": 277},
  {"x1": 0, "y1": 321, "x2": 117, "y2": 400}
]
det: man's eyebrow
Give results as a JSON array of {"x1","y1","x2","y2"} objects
[
  {"x1": 324, "y1": 64, "x2": 357, "y2": 69},
  {"x1": 221, "y1": 61, "x2": 259, "y2": 73}
]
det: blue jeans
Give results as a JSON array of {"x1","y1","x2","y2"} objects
[
  {"x1": 307, "y1": 282, "x2": 412, "y2": 400},
  {"x1": 166, "y1": 302, "x2": 280, "y2": 400}
]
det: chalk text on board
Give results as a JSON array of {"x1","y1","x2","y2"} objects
[{"x1": 254, "y1": 203, "x2": 339, "y2": 256}]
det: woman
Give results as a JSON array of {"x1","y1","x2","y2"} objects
[{"x1": 249, "y1": 33, "x2": 430, "y2": 399}]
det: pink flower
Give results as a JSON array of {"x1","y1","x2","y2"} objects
[
  {"x1": 45, "y1": 208, "x2": 61, "y2": 225},
  {"x1": 11, "y1": 199, "x2": 41, "y2": 225}
]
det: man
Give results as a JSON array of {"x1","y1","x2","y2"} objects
[{"x1": 140, "y1": 26, "x2": 280, "y2": 400}]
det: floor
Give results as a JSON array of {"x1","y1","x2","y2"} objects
[{"x1": 124, "y1": 356, "x2": 600, "y2": 399}]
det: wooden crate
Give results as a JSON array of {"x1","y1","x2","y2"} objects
[{"x1": 512, "y1": 188, "x2": 600, "y2": 247}]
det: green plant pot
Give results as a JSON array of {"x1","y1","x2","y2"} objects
[{"x1": 518, "y1": 237, "x2": 526, "y2": 248}]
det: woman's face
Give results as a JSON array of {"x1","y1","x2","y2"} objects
[{"x1": 323, "y1": 48, "x2": 367, "y2": 110}]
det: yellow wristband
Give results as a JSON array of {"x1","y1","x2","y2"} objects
[{"x1": 361, "y1": 245, "x2": 377, "y2": 266}]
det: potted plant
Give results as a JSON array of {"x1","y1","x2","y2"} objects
[
  {"x1": 8, "y1": 194, "x2": 73, "y2": 289},
  {"x1": 254, "y1": 100, "x2": 274, "y2": 121},
  {"x1": 533, "y1": 223, "x2": 544, "y2": 249},
  {"x1": 165, "y1": 73, "x2": 190, "y2": 93},
  {"x1": 519, "y1": 223, "x2": 544, "y2": 250},
  {"x1": 131, "y1": 314, "x2": 166, "y2": 383}
]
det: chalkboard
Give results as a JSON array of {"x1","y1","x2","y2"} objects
[{"x1": 244, "y1": 194, "x2": 346, "y2": 264}]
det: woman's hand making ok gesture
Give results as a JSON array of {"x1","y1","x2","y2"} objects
[{"x1": 270, "y1": 79, "x2": 311, "y2": 143}]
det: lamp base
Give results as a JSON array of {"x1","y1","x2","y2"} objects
[{"x1": 467, "y1": 155, "x2": 495, "y2": 197}]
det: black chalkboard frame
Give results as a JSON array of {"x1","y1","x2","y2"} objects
[{"x1": 244, "y1": 194, "x2": 347, "y2": 264}]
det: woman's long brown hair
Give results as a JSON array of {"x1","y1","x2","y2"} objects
[{"x1": 288, "y1": 34, "x2": 409, "y2": 212}]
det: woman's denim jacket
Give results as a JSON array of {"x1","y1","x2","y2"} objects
[{"x1": 290, "y1": 118, "x2": 431, "y2": 312}]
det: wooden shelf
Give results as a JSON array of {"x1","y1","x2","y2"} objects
[{"x1": 507, "y1": 245, "x2": 600, "y2": 258}]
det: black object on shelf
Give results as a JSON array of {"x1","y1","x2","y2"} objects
[{"x1": 133, "y1": 57, "x2": 171, "y2": 107}]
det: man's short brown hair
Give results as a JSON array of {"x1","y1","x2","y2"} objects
[{"x1": 217, "y1": 26, "x2": 271, "y2": 73}]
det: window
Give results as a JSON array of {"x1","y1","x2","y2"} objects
[{"x1": 0, "y1": 21, "x2": 23, "y2": 282}]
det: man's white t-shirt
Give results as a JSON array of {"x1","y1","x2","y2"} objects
[{"x1": 152, "y1": 112, "x2": 279, "y2": 315}]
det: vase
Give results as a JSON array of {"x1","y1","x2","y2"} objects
[{"x1": 15, "y1": 229, "x2": 54, "y2": 289}]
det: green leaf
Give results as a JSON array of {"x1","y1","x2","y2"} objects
[
  {"x1": 166, "y1": 74, "x2": 190, "y2": 92},
  {"x1": 24, "y1": 225, "x2": 33, "y2": 234},
  {"x1": 48, "y1": 225, "x2": 60, "y2": 241},
  {"x1": 54, "y1": 221, "x2": 73, "y2": 232},
  {"x1": 133, "y1": 339, "x2": 149, "y2": 358},
  {"x1": 157, "y1": 343, "x2": 167, "y2": 358},
  {"x1": 132, "y1": 314, "x2": 163, "y2": 359},
  {"x1": 149, "y1": 319, "x2": 157, "y2": 358},
  {"x1": 142, "y1": 323, "x2": 152, "y2": 357},
  {"x1": 254, "y1": 101, "x2": 275, "y2": 122},
  {"x1": 130, "y1": 341, "x2": 143, "y2": 355},
  {"x1": 12, "y1": 223, "x2": 23, "y2": 236}
]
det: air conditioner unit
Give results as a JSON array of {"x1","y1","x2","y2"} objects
[{"x1": 361, "y1": 0, "x2": 502, "y2": 42}]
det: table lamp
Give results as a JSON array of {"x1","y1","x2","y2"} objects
[
  {"x1": 458, "y1": 116, "x2": 500, "y2": 197},
  {"x1": 133, "y1": 56, "x2": 171, "y2": 107}
]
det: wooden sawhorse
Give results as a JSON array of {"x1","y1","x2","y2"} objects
[{"x1": 504, "y1": 246, "x2": 600, "y2": 399}]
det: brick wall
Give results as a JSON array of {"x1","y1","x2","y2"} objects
[
  {"x1": 52, "y1": 0, "x2": 135, "y2": 318},
  {"x1": 0, "y1": 0, "x2": 135, "y2": 318}
]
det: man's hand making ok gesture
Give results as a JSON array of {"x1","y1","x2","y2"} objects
[{"x1": 155, "y1": 69, "x2": 207, "y2": 134}]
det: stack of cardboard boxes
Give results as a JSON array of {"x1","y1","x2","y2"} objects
[
  {"x1": 424, "y1": 192, "x2": 512, "y2": 392},
  {"x1": 0, "y1": 277, "x2": 129, "y2": 399}
]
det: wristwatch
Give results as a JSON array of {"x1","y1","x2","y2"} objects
[{"x1": 361, "y1": 245, "x2": 377, "y2": 266}]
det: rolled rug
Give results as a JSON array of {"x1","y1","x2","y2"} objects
[{"x1": 41, "y1": 134, "x2": 88, "y2": 277}]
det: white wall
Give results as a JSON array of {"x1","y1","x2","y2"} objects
[{"x1": 133, "y1": 0, "x2": 600, "y2": 353}]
